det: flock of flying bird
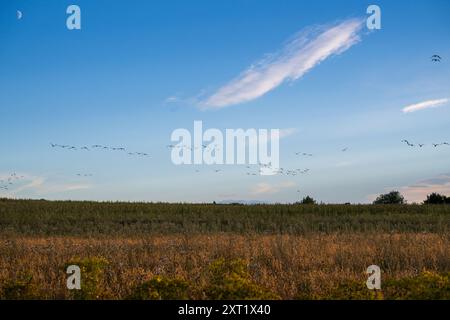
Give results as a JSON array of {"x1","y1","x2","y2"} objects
[
  {"x1": 1, "y1": 54, "x2": 445, "y2": 197},
  {"x1": 192, "y1": 163, "x2": 310, "y2": 177},
  {"x1": 0, "y1": 173, "x2": 25, "y2": 191},
  {"x1": 167, "y1": 144, "x2": 222, "y2": 152},
  {"x1": 170, "y1": 145, "x2": 314, "y2": 177},
  {"x1": 50, "y1": 143, "x2": 150, "y2": 157},
  {"x1": 401, "y1": 55, "x2": 446, "y2": 151},
  {"x1": 76, "y1": 173, "x2": 93, "y2": 177},
  {"x1": 401, "y1": 140, "x2": 449, "y2": 148}
]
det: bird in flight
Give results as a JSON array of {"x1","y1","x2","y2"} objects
[
  {"x1": 401, "y1": 140, "x2": 414, "y2": 147},
  {"x1": 295, "y1": 152, "x2": 313, "y2": 156},
  {"x1": 418, "y1": 144, "x2": 425, "y2": 148},
  {"x1": 431, "y1": 55, "x2": 442, "y2": 62},
  {"x1": 341, "y1": 147, "x2": 348, "y2": 152}
]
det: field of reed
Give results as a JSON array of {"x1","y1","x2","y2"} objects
[{"x1": 0, "y1": 199, "x2": 449, "y2": 299}]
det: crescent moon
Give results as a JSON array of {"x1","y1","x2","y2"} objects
[{"x1": 17, "y1": 10, "x2": 22, "y2": 20}]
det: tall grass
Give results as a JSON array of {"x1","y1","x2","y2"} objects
[
  {"x1": 0, "y1": 199, "x2": 449, "y2": 299},
  {"x1": 0, "y1": 234, "x2": 448, "y2": 299},
  {"x1": 0, "y1": 199, "x2": 448, "y2": 236}
]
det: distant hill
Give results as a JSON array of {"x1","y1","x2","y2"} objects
[{"x1": 218, "y1": 199, "x2": 267, "y2": 205}]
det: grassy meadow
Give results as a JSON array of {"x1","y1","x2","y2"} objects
[{"x1": 0, "y1": 199, "x2": 449, "y2": 299}]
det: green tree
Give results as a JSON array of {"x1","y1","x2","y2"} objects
[
  {"x1": 373, "y1": 191, "x2": 405, "y2": 204},
  {"x1": 298, "y1": 196, "x2": 317, "y2": 205},
  {"x1": 423, "y1": 193, "x2": 448, "y2": 204}
]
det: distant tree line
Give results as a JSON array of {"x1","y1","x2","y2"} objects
[
  {"x1": 423, "y1": 192, "x2": 450, "y2": 204},
  {"x1": 296, "y1": 191, "x2": 450, "y2": 205},
  {"x1": 373, "y1": 191, "x2": 450, "y2": 205}
]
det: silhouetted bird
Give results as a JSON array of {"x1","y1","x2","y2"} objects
[
  {"x1": 401, "y1": 140, "x2": 414, "y2": 147},
  {"x1": 431, "y1": 55, "x2": 442, "y2": 62}
]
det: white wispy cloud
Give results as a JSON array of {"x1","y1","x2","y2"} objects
[
  {"x1": 278, "y1": 128, "x2": 299, "y2": 139},
  {"x1": 402, "y1": 98, "x2": 449, "y2": 113},
  {"x1": 251, "y1": 181, "x2": 296, "y2": 195},
  {"x1": 0, "y1": 173, "x2": 91, "y2": 197},
  {"x1": 164, "y1": 96, "x2": 179, "y2": 104},
  {"x1": 200, "y1": 18, "x2": 364, "y2": 109}
]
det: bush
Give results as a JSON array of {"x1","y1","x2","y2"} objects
[
  {"x1": 327, "y1": 271, "x2": 449, "y2": 300},
  {"x1": 298, "y1": 196, "x2": 317, "y2": 205},
  {"x1": 328, "y1": 280, "x2": 383, "y2": 300},
  {"x1": 129, "y1": 276, "x2": 190, "y2": 300},
  {"x1": 204, "y1": 258, "x2": 279, "y2": 300},
  {"x1": 383, "y1": 271, "x2": 450, "y2": 299},
  {"x1": 0, "y1": 272, "x2": 40, "y2": 300},
  {"x1": 423, "y1": 193, "x2": 448, "y2": 204},
  {"x1": 373, "y1": 191, "x2": 405, "y2": 204},
  {"x1": 64, "y1": 257, "x2": 109, "y2": 300}
]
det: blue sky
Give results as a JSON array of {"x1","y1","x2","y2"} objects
[{"x1": 1, "y1": 0, "x2": 450, "y2": 203}]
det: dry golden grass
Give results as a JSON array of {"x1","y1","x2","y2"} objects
[{"x1": 1, "y1": 233, "x2": 448, "y2": 299}]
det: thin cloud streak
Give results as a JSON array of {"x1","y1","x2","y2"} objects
[
  {"x1": 200, "y1": 18, "x2": 364, "y2": 109},
  {"x1": 251, "y1": 181, "x2": 296, "y2": 195},
  {"x1": 402, "y1": 98, "x2": 449, "y2": 113},
  {"x1": 0, "y1": 174, "x2": 92, "y2": 197}
]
